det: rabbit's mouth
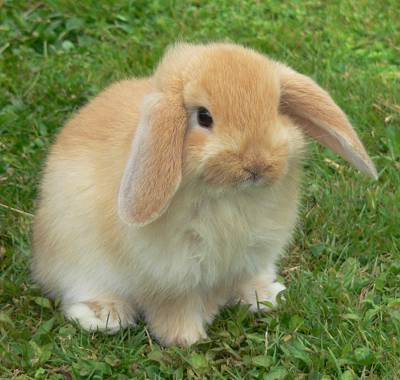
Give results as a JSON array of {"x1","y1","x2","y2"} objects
[
  {"x1": 200, "y1": 155, "x2": 287, "y2": 189},
  {"x1": 199, "y1": 169, "x2": 274, "y2": 191},
  {"x1": 239, "y1": 174, "x2": 268, "y2": 188}
]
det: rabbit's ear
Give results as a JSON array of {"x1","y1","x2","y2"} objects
[
  {"x1": 278, "y1": 65, "x2": 377, "y2": 179},
  {"x1": 118, "y1": 93, "x2": 187, "y2": 226}
]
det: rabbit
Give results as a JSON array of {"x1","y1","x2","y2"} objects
[{"x1": 32, "y1": 42, "x2": 377, "y2": 346}]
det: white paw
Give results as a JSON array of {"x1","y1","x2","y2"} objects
[
  {"x1": 147, "y1": 311, "x2": 208, "y2": 347},
  {"x1": 265, "y1": 281, "x2": 286, "y2": 305},
  {"x1": 240, "y1": 280, "x2": 286, "y2": 312},
  {"x1": 64, "y1": 300, "x2": 135, "y2": 334},
  {"x1": 159, "y1": 322, "x2": 208, "y2": 347}
]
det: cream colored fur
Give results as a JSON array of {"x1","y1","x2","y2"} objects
[{"x1": 32, "y1": 42, "x2": 375, "y2": 346}]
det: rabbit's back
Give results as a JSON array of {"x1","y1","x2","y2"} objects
[{"x1": 32, "y1": 78, "x2": 152, "y2": 299}]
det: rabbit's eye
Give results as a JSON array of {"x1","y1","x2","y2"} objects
[{"x1": 197, "y1": 107, "x2": 213, "y2": 128}]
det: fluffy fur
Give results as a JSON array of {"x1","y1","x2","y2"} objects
[{"x1": 32, "y1": 42, "x2": 376, "y2": 346}]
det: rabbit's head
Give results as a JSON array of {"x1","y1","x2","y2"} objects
[{"x1": 118, "y1": 43, "x2": 377, "y2": 226}]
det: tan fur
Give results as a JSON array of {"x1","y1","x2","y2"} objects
[
  {"x1": 278, "y1": 65, "x2": 377, "y2": 178},
  {"x1": 118, "y1": 92, "x2": 187, "y2": 225},
  {"x1": 32, "y1": 42, "x2": 376, "y2": 346}
]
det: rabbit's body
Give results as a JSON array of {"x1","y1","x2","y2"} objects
[
  {"x1": 33, "y1": 43, "x2": 376, "y2": 346},
  {"x1": 33, "y1": 79, "x2": 298, "y2": 344}
]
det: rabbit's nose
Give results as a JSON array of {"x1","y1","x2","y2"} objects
[
  {"x1": 243, "y1": 164, "x2": 268, "y2": 182},
  {"x1": 244, "y1": 167, "x2": 260, "y2": 181}
]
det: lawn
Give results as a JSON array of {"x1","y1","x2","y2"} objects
[{"x1": 0, "y1": 1, "x2": 399, "y2": 379}]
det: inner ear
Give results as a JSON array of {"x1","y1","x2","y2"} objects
[
  {"x1": 118, "y1": 93, "x2": 187, "y2": 226},
  {"x1": 278, "y1": 64, "x2": 377, "y2": 179}
]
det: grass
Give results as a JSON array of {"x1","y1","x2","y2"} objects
[{"x1": 0, "y1": 0, "x2": 399, "y2": 379}]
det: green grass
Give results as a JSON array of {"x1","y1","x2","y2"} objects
[{"x1": 1, "y1": 0, "x2": 399, "y2": 379}]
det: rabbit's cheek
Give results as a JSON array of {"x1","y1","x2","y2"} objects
[{"x1": 182, "y1": 129, "x2": 209, "y2": 178}]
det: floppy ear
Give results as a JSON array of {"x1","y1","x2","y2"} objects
[
  {"x1": 278, "y1": 65, "x2": 377, "y2": 179},
  {"x1": 118, "y1": 93, "x2": 187, "y2": 226}
]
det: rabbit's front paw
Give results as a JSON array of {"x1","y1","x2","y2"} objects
[
  {"x1": 145, "y1": 298, "x2": 209, "y2": 346},
  {"x1": 239, "y1": 276, "x2": 286, "y2": 312},
  {"x1": 64, "y1": 299, "x2": 136, "y2": 334},
  {"x1": 166, "y1": 322, "x2": 207, "y2": 347},
  {"x1": 151, "y1": 316, "x2": 208, "y2": 347}
]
